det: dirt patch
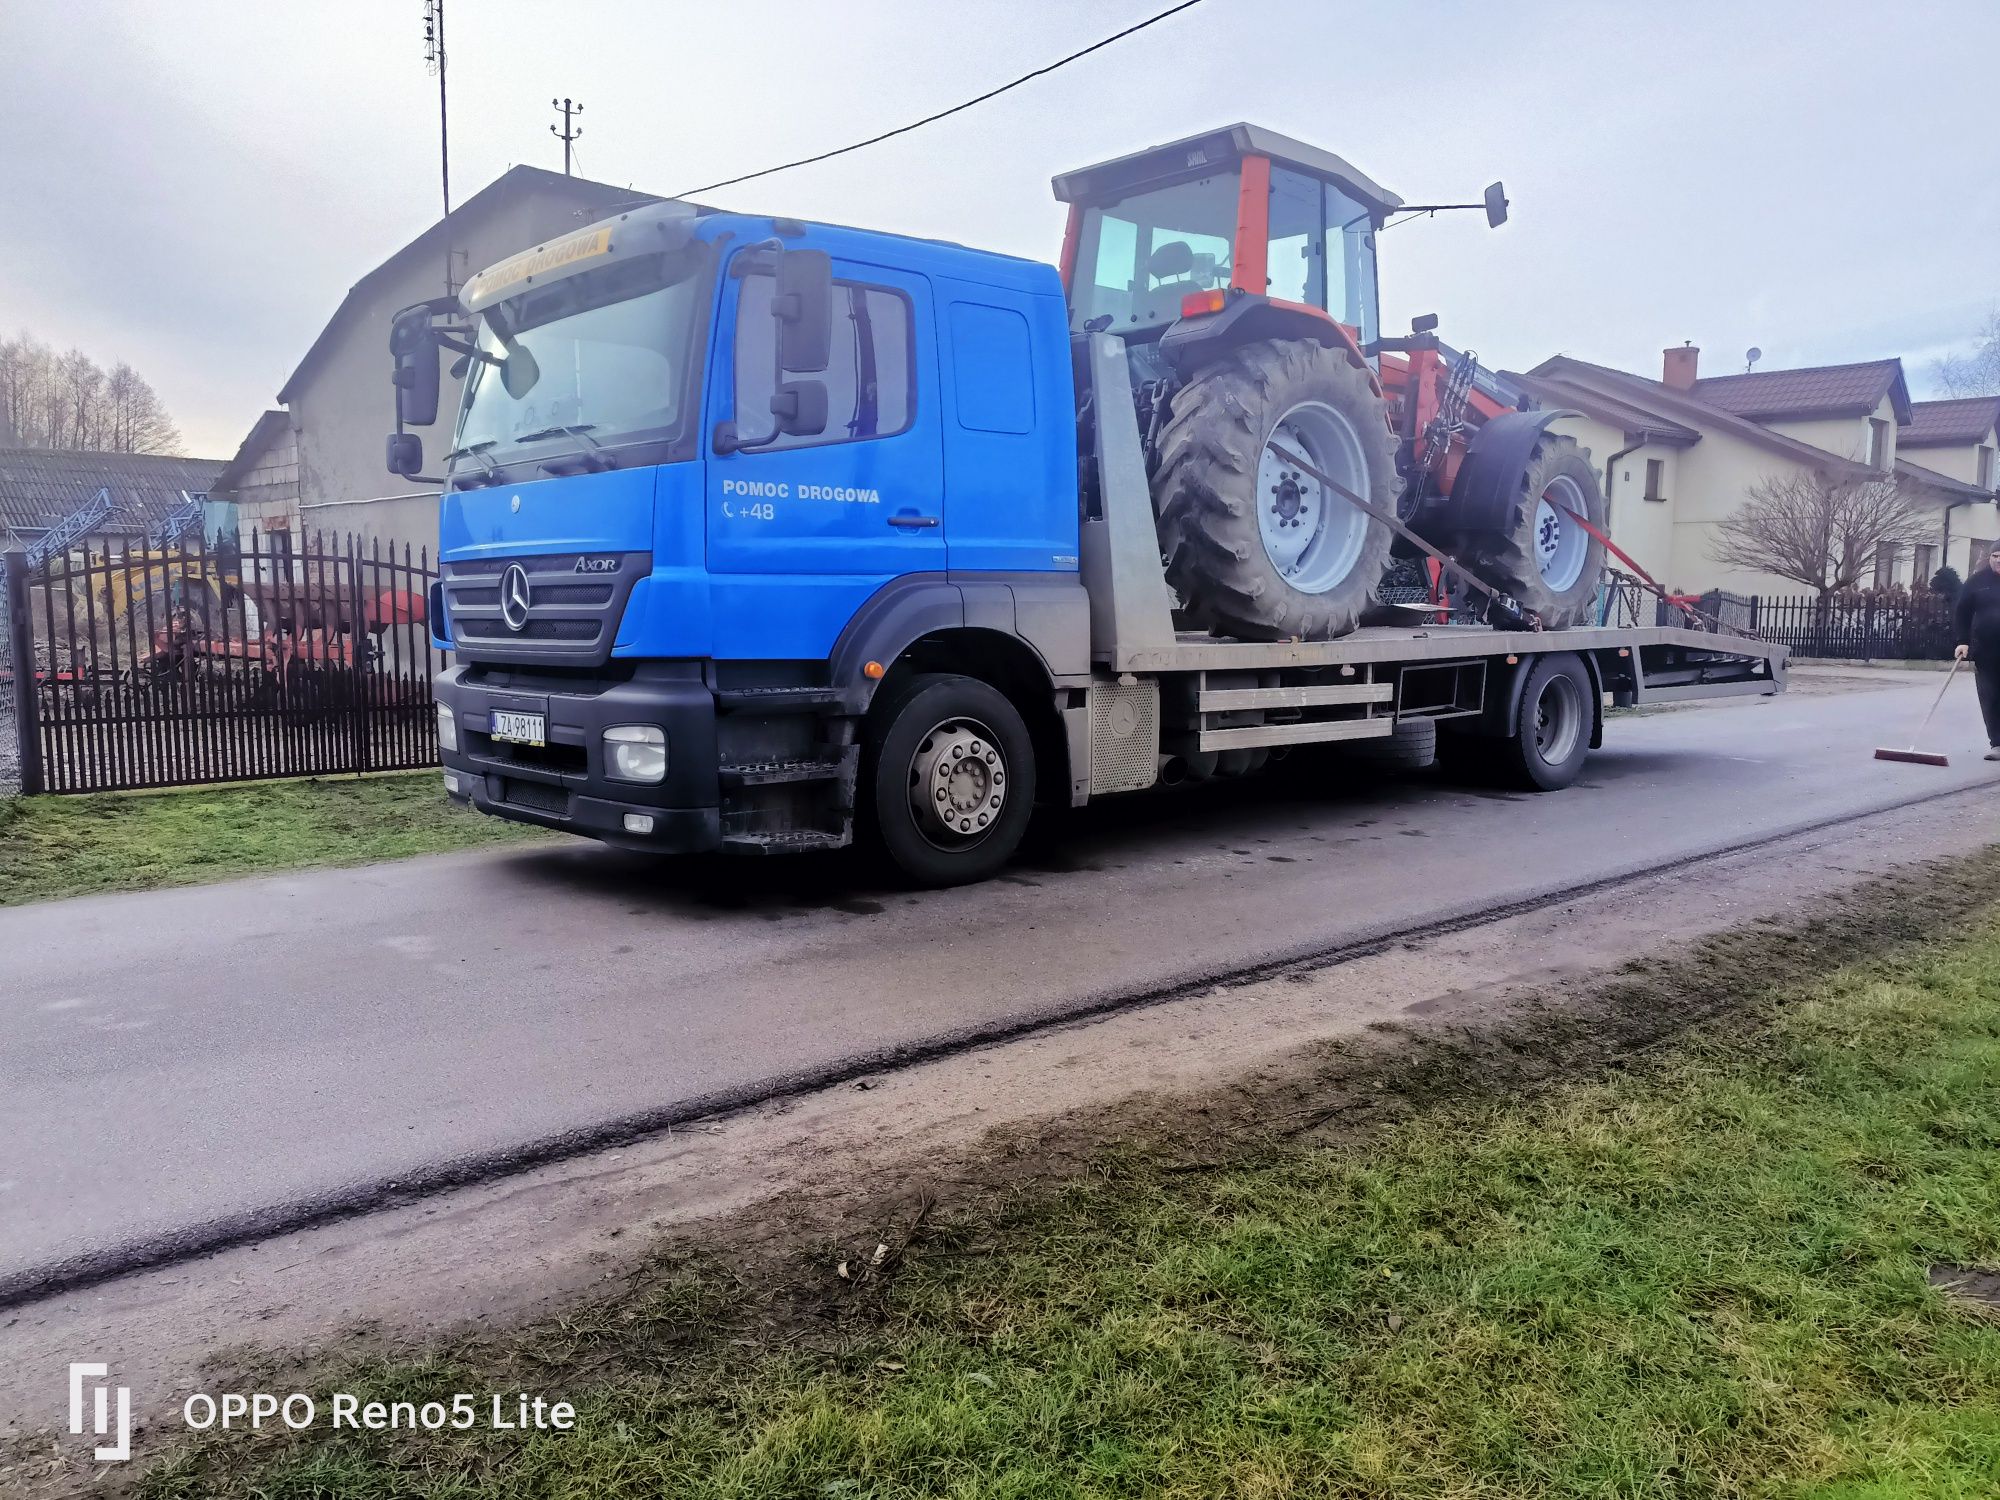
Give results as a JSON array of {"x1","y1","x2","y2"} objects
[{"x1": 1930, "y1": 1264, "x2": 2000, "y2": 1315}]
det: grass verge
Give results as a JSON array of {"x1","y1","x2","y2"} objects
[
  {"x1": 0, "y1": 774, "x2": 545, "y2": 906},
  {"x1": 130, "y1": 856, "x2": 2000, "y2": 1498}
]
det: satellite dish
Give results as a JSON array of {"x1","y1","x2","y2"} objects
[{"x1": 1745, "y1": 346, "x2": 1763, "y2": 372}]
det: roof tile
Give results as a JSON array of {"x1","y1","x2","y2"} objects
[
  {"x1": 1899, "y1": 396, "x2": 2000, "y2": 448},
  {"x1": 1690, "y1": 359, "x2": 1906, "y2": 421},
  {"x1": 0, "y1": 448, "x2": 227, "y2": 536}
]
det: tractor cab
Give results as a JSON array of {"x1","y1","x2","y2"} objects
[{"x1": 1052, "y1": 123, "x2": 1401, "y2": 353}]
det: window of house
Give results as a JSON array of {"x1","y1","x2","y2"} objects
[
  {"x1": 1867, "y1": 417, "x2": 1889, "y2": 468},
  {"x1": 1914, "y1": 543, "x2": 1937, "y2": 584},
  {"x1": 1979, "y1": 445, "x2": 1994, "y2": 491},
  {"x1": 1973, "y1": 539, "x2": 1996, "y2": 572},
  {"x1": 734, "y1": 275, "x2": 914, "y2": 452},
  {"x1": 1643, "y1": 457, "x2": 1666, "y2": 501},
  {"x1": 1873, "y1": 542, "x2": 1896, "y2": 589}
]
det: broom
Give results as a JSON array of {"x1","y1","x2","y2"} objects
[{"x1": 1874, "y1": 656, "x2": 1963, "y2": 766}]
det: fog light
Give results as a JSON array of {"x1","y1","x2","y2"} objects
[
  {"x1": 603, "y1": 724, "x2": 666, "y2": 783},
  {"x1": 622, "y1": 813, "x2": 655, "y2": 835},
  {"x1": 436, "y1": 702, "x2": 458, "y2": 752},
  {"x1": 443, "y1": 772, "x2": 461, "y2": 795}
]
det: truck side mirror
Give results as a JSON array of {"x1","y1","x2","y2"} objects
[
  {"x1": 386, "y1": 431, "x2": 424, "y2": 477},
  {"x1": 770, "y1": 380, "x2": 828, "y2": 438},
  {"x1": 1484, "y1": 181, "x2": 1509, "y2": 229},
  {"x1": 774, "y1": 249, "x2": 832, "y2": 374},
  {"x1": 390, "y1": 311, "x2": 442, "y2": 427}
]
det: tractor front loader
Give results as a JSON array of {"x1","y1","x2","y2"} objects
[{"x1": 1054, "y1": 123, "x2": 1608, "y2": 642}]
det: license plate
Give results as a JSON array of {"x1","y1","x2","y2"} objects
[{"x1": 489, "y1": 711, "x2": 546, "y2": 746}]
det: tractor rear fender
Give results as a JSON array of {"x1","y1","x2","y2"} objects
[
  {"x1": 1157, "y1": 294, "x2": 1378, "y2": 392},
  {"x1": 1475, "y1": 648, "x2": 1606, "y2": 748},
  {"x1": 1443, "y1": 408, "x2": 1580, "y2": 532}
]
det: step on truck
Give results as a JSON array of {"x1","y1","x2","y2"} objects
[{"x1": 389, "y1": 123, "x2": 1786, "y2": 887}]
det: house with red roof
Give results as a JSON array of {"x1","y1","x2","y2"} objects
[{"x1": 1507, "y1": 346, "x2": 1997, "y2": 596}]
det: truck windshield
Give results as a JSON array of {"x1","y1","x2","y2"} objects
[{"x1": 453, "y1": 244, "x2": 708, "y2": 468}]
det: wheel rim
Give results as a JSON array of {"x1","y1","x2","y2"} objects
[
  {"x1": 1533, "y1": 475, "x2": 1591, "y2": 594},
  {"x1": 1256, "y1": 400, "x2": 1372, "y2": 594},
  {"x1": 906, "y1": 716, "x2": 1008, "y2": 851},
  {"x1": 1532, "y1": 674, "x2": 1584, "y2": 765}
]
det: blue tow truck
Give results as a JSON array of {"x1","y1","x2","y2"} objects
[{"x1": 387, "y1": 125, "x2": 1785, "y2": 886}]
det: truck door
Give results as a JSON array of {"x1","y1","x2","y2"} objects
[{"x1": 704, "y1": 255, "x2": 943, "y2": 631}]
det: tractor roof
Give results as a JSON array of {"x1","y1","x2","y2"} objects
[{"x1": 1051, "y1": 123, "x2": 1403, "y2": 215}]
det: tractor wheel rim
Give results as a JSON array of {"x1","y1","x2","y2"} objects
[
  {"x1": 1256, "y1": 400, "x2": 1371, "y2": 594},
  {"x1": 1533, "y1": 675, "x2": 1584, "y2": 764},
  {"x1": 1534, "y1": 475, "x2": 1591, "y2": 594},
  {"x1": 907, "y1": 716, "x2": 1007, "y2": 851}
]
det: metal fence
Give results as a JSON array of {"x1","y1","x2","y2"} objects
[
  {"x1": 1748, "y1": 590, "x2": 1957, "y2": 661},
  {"x1": 3, "y1": 529, "x2": 441, "y2": 795}
]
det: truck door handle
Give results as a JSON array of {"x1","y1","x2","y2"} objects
[{"x1": 887, "y1": 511, "x2": 939, "y2": 529}]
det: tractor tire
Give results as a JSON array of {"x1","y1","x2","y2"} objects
[
  {"x1": 1459, "y1": 434, "x2": 1606, "y2": 629},
  {"x1": 1154, "y1": 339, "x2": 1397, "y2": 642}
]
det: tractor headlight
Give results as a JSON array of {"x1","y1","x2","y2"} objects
[
  {"x1": 603, "y1": 724, "x2": 666, "y2": 784},
  {"x1": 436, "y1": 702, "x2": 458, "y2": 752}
]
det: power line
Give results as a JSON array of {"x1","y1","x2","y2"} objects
[
  {"x1": 676, "y1": 0, "x2": 1208, "y2": 198},
  {"x1": 551, "y1": 96, "x2": 584, "y2": 176}
]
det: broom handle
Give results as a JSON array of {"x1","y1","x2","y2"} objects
[{"x1": 1906, "y1": 656, "x2": 1963, "y2": 748}]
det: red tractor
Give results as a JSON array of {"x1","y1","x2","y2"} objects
[{"x1": 1053, "y1": 123, "x2": 1608, "y2": 642}]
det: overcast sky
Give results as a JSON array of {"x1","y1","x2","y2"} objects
[{"x1": 4, "y1": 0, "x2": 1996, "y2": 459}]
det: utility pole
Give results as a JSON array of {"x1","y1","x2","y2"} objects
[
  {"x1": 550, "y1": 97, "x2": 583, "y2": 176},
  {"x1": 423, "y1": 0, "x2": 452, "y2": 293}
]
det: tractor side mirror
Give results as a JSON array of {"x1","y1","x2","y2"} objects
[
  {"x1": 1484, "y1": 181, "x2": 1509, "y2": 229},
  {"x1": 389, "y1": 310, "x2": 442, "y2": 427},
  {"x1": 386, "y1": 432, "x2": 425, "y2": 478},
  {"x1": 770, "y1": 380, "x2": 829, "y2": 438},
  {"x1": 774, "y1": 248, "x2": 832, "y2": 373},
  {"x1": 1411, "y1": 313, "x2": 1441, "y2": 334}
]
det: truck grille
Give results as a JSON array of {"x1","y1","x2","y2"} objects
[
  {"x1": 441, "y1": 551, "x2": 649, "y2": 667},
  {"x1": 496, "y1": 777, "x2": 570, "y2": 815}
]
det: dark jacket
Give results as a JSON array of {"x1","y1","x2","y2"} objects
[{"x1": 1955, "y1": 566, "x2": 2000, "y2": 655}]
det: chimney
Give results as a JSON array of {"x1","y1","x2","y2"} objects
[{"x1": 1662, "y1": 343, "x2": 1700, "y2": 390}]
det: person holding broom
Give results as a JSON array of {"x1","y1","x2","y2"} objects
[{"x1": 1954, "y1": 542, "x2": 2000, "y2": 759}]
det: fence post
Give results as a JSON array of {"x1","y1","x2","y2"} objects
[
  {"x1": 4, "y1": 546, "x2": 46, "y2": 795},
  {"x1": 349, "y1": 535, "x2": 371, "y2": 776}
]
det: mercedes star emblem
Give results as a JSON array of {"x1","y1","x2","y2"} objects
[{"x1": 500, "y1": 563, "x2": 532, "y2": 632}]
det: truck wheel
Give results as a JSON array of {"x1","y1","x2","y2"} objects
[
  {"x1": 1337, "y1": 714, "x2": 1436, "y2": 771},
  {"x1": 1460, "y1": 434, "x2": 1606, "y2": 628},
  {"x1": 864, "y1": 673, "x2": 1037, "y2": 887},
  {"x1": 1155, "y1": 339, "x2": 1397, "y2": 642},
  {"x1": 1496, "y1": 653, "x2": 1593, "y2": 790}
]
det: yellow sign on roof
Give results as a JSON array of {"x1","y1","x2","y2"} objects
[{"x1": 461, "y1": 226, "x2": 613, "y2": 310}]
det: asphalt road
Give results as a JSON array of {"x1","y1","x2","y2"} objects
[{"x1": 3, "y1": 674, "x2": 1995, "y2": 1295}]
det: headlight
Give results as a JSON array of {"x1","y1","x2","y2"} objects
[
  {"x1": 603, "y1": 724, "x2": 666, "y2": 783},
  {"x1": 436, "y1": 702, "x2": 458, "y2": 752}
]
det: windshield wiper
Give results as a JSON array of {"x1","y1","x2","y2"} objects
[
  {"x1": 515, "y1": 423, "x2": 618, "y2": 473},
  {"x1": 444, "y1": 439, "x2": 503, "y2": 486}
]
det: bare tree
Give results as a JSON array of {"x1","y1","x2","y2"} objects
[
  {"x1": 0, "y1": 331, "x2": 183, "y2": 454},
  {"x1": 1932, "y1": 309, "x2": 2000, "y2": 398},
  {"x1": 1711, "y1": 471, "x2": 1934, "y2": 600}
]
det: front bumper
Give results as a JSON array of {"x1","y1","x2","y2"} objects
[{"x1": 435, "y1": 664, "x2": 722, "y2": 852}]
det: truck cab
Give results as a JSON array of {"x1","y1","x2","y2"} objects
[{"x1": 403, "y1": 200, "x2": 1092, "y2": 878}]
